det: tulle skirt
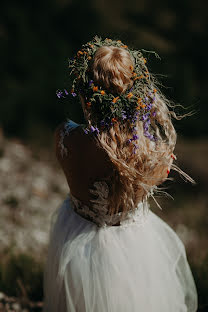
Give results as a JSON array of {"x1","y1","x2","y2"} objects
[{"x1": 44, "y1": 196, "x2": 197, "y2": 312}]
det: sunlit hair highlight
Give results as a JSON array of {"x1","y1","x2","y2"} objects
[
  {"x1": 79, "y1": 45, "x2": 194, "y2": 219},
  {"x1": 92, "y1": 46, "x2": 134, "y2": 94}
]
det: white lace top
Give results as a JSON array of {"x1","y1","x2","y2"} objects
[{"x1": 59, "y1": 119, "x2": 150, "y2": 227}]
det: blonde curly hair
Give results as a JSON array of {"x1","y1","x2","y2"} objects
[
  {"x1": 92, "y1": 46, "x2": 134, "y2": 94},
  {"x1": 84, "y1": 45, "x2": 193, "y2": 217}
]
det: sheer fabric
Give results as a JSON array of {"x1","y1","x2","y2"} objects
[
  {"x1": 44, "y1": 196, "x2": 197, "y2": 312},
  {"x1": 44, "y1": 120, "x2": 197, "y2": 311}
]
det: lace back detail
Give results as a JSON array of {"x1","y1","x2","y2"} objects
[
  {"x1": 70, "y1": 181, "x2": 149, "y2": 228},
  {"x1": 58, "y1": 120, "x2": 150, "y2": 228}
]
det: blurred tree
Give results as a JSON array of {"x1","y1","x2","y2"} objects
[{"x1": 0, "y1": 0, "x2": 207, "y2": 140}]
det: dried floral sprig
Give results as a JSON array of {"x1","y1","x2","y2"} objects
[{"x1": 57, "y1": 36, "x2": 159, "y2": 145}]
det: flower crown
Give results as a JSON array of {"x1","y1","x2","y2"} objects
[{"x1": 57, "y1": 36, "x2": 160, "y2": 151}]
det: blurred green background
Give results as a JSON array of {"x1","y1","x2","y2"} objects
[
  {"x1": 1, "y1": 0, "x2": 207, "y2": 139},
  {"x1": 0, "y1": 0, "x2": 207, "y2": 311}
]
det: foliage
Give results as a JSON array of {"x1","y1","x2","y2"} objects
[
  {"x1": 0, "y1": 252, "x2": 43, "y2": 301},
  {"x1": 0, "y1": 0, "x2": 207, "y2": 139}
]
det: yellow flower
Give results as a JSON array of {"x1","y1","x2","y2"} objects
[
  {"x1": 121, "y1": 45, "x2": 128, "y2": 49},
  {"x1": 137, "y1": 97, "x2": 142, "y2": 103},
  {"x1": 127, "y1": 92, "x2": 133, "y2": 99},
  {"x1": 77, "y1": 50, "x2": 83, "y2": 56},
  {"x1": 153, "y1": 89, "x2": 157, "y2": 93},
  {"x1": 112, "y1": 117, "x2": 117, "y2": 122},
  {"x1": 143, "y1": 58, "x2": 147, "y2": 64},
  {"x1": 117, "y1": 40, "x2": 121, "y2": 43},
  {"x1": 88, "y1": 56, "x2": 92, "y2": 60},
  {"x1": 86, "y1": 102, "x2": 91, "y2": 108},
  {"x1": 134, "y1": 74, "x2": 144, "y2": 81},
  {"x1": 136, "y1": 106, "x2": 141, "y2": 110},
  {"x1": 112, "y1": 96, "x2": 119, "y2": 103},
  {"x1": 129, "y1": 65, "x2": 134, "y2": 71},
  {"x1": 93, "y1": 86, "x2": 98, "y2": 92},
  {"x1": 100, "y1": 90, "x2": 105, "y2": 95}
]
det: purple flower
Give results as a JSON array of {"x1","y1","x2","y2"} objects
[
  {"x1": 121, "y1": 112, "x2": 127, "y2": 120},
  {"x1": 127, "y1": 139, "x2": 132, "y2": 144},
  {"x1": 89, "y1": 80, "x2": 94, "y2": 86},
  {"x1": 56, "y1": 90, "x2": 63, "y2": 98},
  {"x1": 90, "y1": 125, "x2": 96, "y2": 132},
  {"x1": 132, "y1": 134, "x2": 139, "y2": 140},
  {"x1": 71, "y1": 92, "x2": 77, "y2": 97},
  {"x1": 132, "y1": 115, "x2": 138, "y2": 123},
  {"x1": 64, "y1": 89, "x2": 69, "y2": 95},
  {"x1": 147, "y1": 133, "x2": 154, "y2": 140},
  {"x1": 144, "y1": 130, "x2": 154, "y2": 141},
  {"x1": 84, "y1": 129, "x2": 89, "y2": 134},
  {"x1": 146, "y1": 103, "x2": 153, "y2": 110},
  {"x1": 152, "y1": 111, "x2": 156, "y2": 117},
  {"x1": 144, "y1": 122, "x2": 149, "y2": 131},
  {"x1": 142, "y1": 114, "x2": 149, "y2": 121},
  {"x1": 90, "y1": 126, "x2": 99, "y2": 135}
]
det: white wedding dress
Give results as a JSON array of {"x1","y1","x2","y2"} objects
[{"x1": 43, "y1": 120, "x2": 197, "y2": 312}]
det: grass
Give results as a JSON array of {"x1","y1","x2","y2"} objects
[
  {"x1": 0, "y1": 252, "x2": 43, "y2": 301},
  {"x1": 0, "y1": 135, "x2": 207, "y2": 310}
]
